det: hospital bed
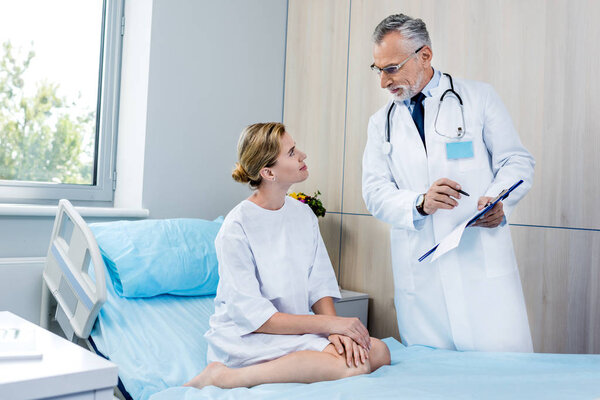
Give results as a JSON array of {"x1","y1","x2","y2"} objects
[{"x1": 41, "y1": 199, "x2": 600, "y2": 400}]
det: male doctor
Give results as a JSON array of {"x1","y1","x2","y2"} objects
[{"x1": 362, "y1": 14, "x2": 535, "y2": 352}]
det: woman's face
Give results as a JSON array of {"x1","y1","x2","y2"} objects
[{"x1": 270, "y1": 131, "x2": 308, "y2": 185}]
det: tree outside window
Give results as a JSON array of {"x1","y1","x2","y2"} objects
[
  {"x1": 0, "y1": 0, "x2": 123, "y2": 203},
  {"x1": 0, "y1": 41, "x2": 94, "y2": 184}
]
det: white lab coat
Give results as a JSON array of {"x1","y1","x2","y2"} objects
[{"x1": 362, "y1": 73, "x2": 534, "y2": 352}]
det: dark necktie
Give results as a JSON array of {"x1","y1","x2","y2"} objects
[{"x1": 411, "y1": 92, "x2": 426, "y2": 149}]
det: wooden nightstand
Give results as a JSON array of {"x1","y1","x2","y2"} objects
[
  {"x1": 0, "y1": 311, "x2": 118, "y2": 400},
  {"x1": 334, "y1": 289, "x2": 369, "y2": 328}
]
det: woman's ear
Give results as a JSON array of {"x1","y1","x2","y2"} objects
[{"x1": 260, "y1": 167, "x2": 275, "y2": 182}]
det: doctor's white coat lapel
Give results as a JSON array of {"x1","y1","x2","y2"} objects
[
  {"x1": 389, "y1": 101, "x2": 428, "y2": 187},
  {"x1": 362, "y1": 101, "x2": 426, "y2": 231}
]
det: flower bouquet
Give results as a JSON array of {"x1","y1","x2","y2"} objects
[{"x1": 288, "y1": 190, "x2": 326, "y2": 218}]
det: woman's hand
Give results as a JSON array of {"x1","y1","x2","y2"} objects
[
  {"x1": 328, "y1": 316, "x2": 371, "y2": 350},
  {"x1": 329, "y1": 334, "x2": 369, "y2": 367}
]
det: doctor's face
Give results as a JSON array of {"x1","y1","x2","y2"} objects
[
  {"x1": 373, "y1": 31, "x2": 431, "y2": 101},
  {"x1": 270, "y1": 131, "x2": 308, "y2": 185}
]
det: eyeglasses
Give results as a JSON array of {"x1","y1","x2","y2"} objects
[{"x1": 370, "y1": 45, "x2": 425, "y2": 76}]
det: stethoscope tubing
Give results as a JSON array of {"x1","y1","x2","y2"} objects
[{"x1": 384, "y1": 73, "x2": 465, "y2": 153}]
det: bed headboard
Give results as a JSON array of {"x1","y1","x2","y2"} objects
[{"x1": 40, "y1": 199, "x2": 107, "y2": 341}]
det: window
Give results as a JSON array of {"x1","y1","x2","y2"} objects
[{"x1": 0, "y1": 0, "x2": 124, "y2": 203}]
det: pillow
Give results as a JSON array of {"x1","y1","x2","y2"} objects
[{"x1": 89, "y1": 218, "x2": 222, "y2": 298}]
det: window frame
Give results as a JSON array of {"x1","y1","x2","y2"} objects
[{"x1": 0, "y1": 0, "x2": 124, "y2": 203}]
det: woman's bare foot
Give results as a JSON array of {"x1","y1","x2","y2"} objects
[{"x1": 183, "y1": 362, "x2": 229, "y2": 389}]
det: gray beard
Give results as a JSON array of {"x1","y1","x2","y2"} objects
[
  {"x1": 392, "y1": 70, "x2": 424, "y2": 101},
  {"x1": 393, "y1": 86, "x2": 414, "y2": 101}
]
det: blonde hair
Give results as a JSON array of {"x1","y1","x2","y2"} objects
[{"x1": 232, "y1": 122, "x2": 286, "y2": 188}]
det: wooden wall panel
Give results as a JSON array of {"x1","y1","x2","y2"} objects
[
  {"x1": 512, "y1": 225, "x2": 600, "y2": 354},
  {"x1": 342, "y1": 0, "x2": 398, "y2": 214},
  {"x1": 318, "y1": 212, "x2": 342, "y2": 280},
  {"x1": 511, "y1": 0, "x2": 600, "y2": 229},
  {"x1": 284, "y1": 0, "x2": 350, "y2": 212},
  {"x1": 338, "y1": 214, "x2": 399, "y2": 340}
]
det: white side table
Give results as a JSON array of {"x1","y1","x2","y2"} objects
[
  {"x1": 0, "y1": 311, "x2": 118, "y2": 400},
  {"x1": 334, "y1": 289, "x2": 369, "y2": 328}
]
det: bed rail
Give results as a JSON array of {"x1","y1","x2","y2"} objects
[{"x1": 40, "y1": 199, "x2": 107, "y2": 341}]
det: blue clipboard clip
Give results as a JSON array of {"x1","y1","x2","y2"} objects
[{"x1": 418, "y1": 179, "x2": 524, "y2": 263}]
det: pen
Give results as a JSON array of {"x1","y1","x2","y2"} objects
[{"x1": 457, "y1": 189, "x2": 469, "y2": 197}]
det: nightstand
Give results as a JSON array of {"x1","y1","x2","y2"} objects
[
  {"x1": 334, "y1": 289, "x2": 369, "y2": 328},
  {"x1": 0, "y1": 311, "x2": 118, "y2": 399}
]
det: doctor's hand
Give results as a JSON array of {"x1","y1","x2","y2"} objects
[
  {"x1": 423, "y1": 178, "x2": 464, "y2": 215},
  {"x1": 328, "y1": 334, "x2": 369, "y2": 368},
  {"x1": 328, "y1": 316, "x2": 371, "y2": 351},
  {"x1": 472, "y1": 197, "x2": 504, "y2": 228}
]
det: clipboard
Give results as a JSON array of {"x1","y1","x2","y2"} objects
[{"x1": 418, "y1": 179, "x2": 524, "y2": 262}]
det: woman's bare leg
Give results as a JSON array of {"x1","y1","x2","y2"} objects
[{"x1": 184, "y1": 337, "x2": 390, "y2": 389}]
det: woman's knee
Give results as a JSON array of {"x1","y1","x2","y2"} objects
[
  {"x1": 369, "y1": 337, "x2": 391, "y2": 371},
  {"x1": 324, "y1": 345, "x2": 371, "y2": 378}
]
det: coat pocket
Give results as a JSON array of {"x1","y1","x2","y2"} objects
[{"x1": 480, "y1": 224, "x2": 518, "y2": 278}]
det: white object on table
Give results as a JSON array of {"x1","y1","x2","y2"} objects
[
  {"x1": 0, "y1": 322, "x2": 42, "y2": 362},
  {"x1": 0, "y1": 311, "x2": 118, "y2": 400},
  {"x1": 334, "y1": 289, "x2": 369, "y2": 328}
]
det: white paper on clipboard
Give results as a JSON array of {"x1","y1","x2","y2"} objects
[
  {"x1": 430, "y1": 220, "x2": 470, "y2": 262},
  {"x1": 420, "y1": 179, "x2": 524, "y2": 263}
]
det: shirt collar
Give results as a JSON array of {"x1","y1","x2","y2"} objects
[{"x1": 400, "y1": 67, "x2": 441, "y2": 107}]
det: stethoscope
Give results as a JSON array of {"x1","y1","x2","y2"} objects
[{"x1": 382, "y1": 73, "x2": 466, "y2": 155}]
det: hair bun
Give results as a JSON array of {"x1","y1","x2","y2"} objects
[{"x1": 232, "y1": 162, "x2": 250, "y2": 183}]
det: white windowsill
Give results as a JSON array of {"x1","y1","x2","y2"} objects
[{"x1": 0, "y1": 204, "x2": 149, "y2": 218}]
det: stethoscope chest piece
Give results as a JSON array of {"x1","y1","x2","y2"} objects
[{"x1": 382, "y1": 141, "x2": 392, "y2": 155}]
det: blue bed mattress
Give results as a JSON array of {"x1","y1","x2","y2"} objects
[{"x1": 91, "y1": 264, "x2": 600, "y2": 400}]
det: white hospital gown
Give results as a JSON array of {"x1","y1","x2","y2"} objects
[{"x1": 205, "y1": 196, "x2": 341, "y2": 368}]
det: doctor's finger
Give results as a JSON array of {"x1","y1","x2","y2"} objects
[
  {"x1": 434, "y1": 178, "x2": 461, "y2": 191},
  {"x1": 477, "y1": 196, "x2": 493, "y2": 208},
  {"x1": 476, "y1": 219, "x2": 500, "y2": 228},
  {"x1": 484, "y1": 203, "x2": 504, "y2": 220},
  {"x1": 429, "y1": 196, "x2": 457, "y2": 209},
  {"x1": 486, "y1": 208, "x2": 504, "y2": 221},
  {"x1": 433, "y1": 184, "x2": 461, "y2": 199},
  {"x1": 476, "y1": 213, "x2": 503, "y2": 227}
]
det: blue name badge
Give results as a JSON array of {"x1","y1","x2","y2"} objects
[{"x1": 446, "y1": 141, "x2": 474, "y2": 160}]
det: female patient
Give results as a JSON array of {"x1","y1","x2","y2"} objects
[{"x1": 185, "y1": 122, "x2": 390, "y2": 389}]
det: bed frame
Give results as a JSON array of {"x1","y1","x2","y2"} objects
[
  {"x1": 40, "y1": 199, "x2": 107, "y2": 341},
  {"x1": 39, "y1": 200, "x2": 131, "y2": 399}
]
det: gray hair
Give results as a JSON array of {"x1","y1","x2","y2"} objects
[{"x1": 372, "y1": 14, "x2": 431, "y2": 51}]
